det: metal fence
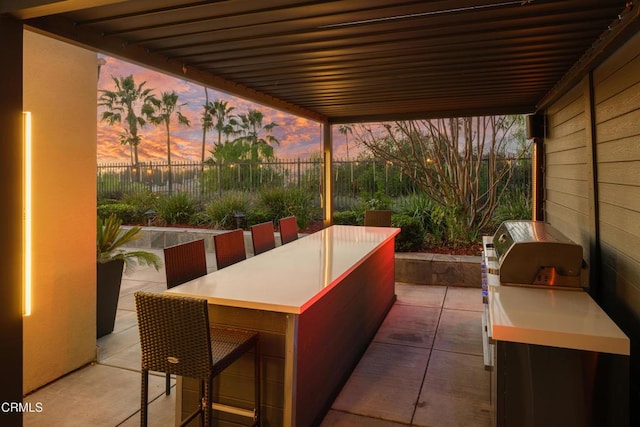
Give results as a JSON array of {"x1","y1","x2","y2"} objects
[{"x1": 97, "y1": 158, "x2": 531, "y2": 208}]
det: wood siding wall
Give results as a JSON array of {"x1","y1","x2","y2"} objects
[
  {"x1": 544, "y1": 79, "x2": 592, "y2": 260},
  {"x1": 544, "y1": 29, "x2": 640, "y2": 423}
]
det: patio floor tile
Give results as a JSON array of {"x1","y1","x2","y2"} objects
[
  {"x1": 332, "y1": 342, "x2": 430, "y2": 424},
  {"x1": 118, "y1": 392, "x2": 177, "y2": 427},
  {"x1": 443, "y1": 287, "x2": 484, "y2": 312},
  {"x1": 23, "y1": 364, "x2": 166, "y2": 427},
  {"x1": 320, "y1": 410, "x2": 408, "y2": 426},
  {"x1": 374, "y1": 304, "x2": 441, "y2": 349},
  {"x1": 413, "y1": 350, "x2": 491, "y2": 427},
  {"x1": 433, "y1": 309, "x2": 483, "y2": 355},
  {"x1": 395, "y1": 283, "x2": 447, "y2": 308}
]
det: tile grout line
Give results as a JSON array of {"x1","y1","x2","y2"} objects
[{"x1": 408, "y1": 285, "x2": 448, "y2": 426}]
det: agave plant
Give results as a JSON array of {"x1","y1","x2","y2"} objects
[{"x1": 97, "y1": 214, "x2": 162, "y2": 273}]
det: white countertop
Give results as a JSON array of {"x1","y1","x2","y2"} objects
[
  {"x1": 167, "y1": 225, "x2": 400, "y2": 314},
  {"x1": 483, "y1": 237, "x2": 629, "y2": 355}
]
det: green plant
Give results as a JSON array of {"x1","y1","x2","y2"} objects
[
  {"x1": 394, "y1": 193, "x2": 437, "y2": 234},
  {"x1": 391, "y1": 214, "x2": 426, "y2": 252},
  {"x1": 205, "y1": 191, "x2": 253, "y2": 229},
  {"x1": 492, "y1": 188, "x2": 532, "y2": 228},
  {"x1": 121, "y1": 189, "x2": 159, "y2": 217},
  {"x1": 256, "y1": 187, "x2": 318, "y2": 229},
  {"x1": 188, "y1": 211, "x2": 212, "y2": 227},
  {"x1": 155, "y1": 192, "x2": 200, "y2": 225},
  {"x1": 247, "y1": 207, "x2": 273, "y2": 226},
  {"x1": 333, "y1": 210, "x2": 360, "y2": 225},
  {"x1": 97, "y1": 202, "x2": 138, "y2": 223},
  {"x1": 97, "y1": 214, "x2": 162, "y2": 273}
]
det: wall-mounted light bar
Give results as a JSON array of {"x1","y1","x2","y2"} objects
[{"x1": 24, "y1": 111, "x2": 32, "y2": 317}]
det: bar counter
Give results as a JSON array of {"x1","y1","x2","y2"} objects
[{"x1": 167, "y1": 225, "x2": 400, "y2": 426}]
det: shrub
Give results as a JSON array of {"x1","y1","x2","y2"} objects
[
  {"x1": 394, "y1": 193, "x2": 437, "y2": 234},
  {"x1": 333, "y1": 210, "x2": 360, "y2": 225},
  {"x1": 247, "y1": 207, "x2": 273, "y2": 227},
  {"x1": 97, "y1": 202, "x2": 138, "y2": 224},
  {"x1": 205, "y1": 191, "x2": 253, "y2": 229},
  {"x1": 391, "y1": 214, "x2": 426, "y2": 252},
  {"x1": 119, "y1": 189, "x2": 159, "y2": 223},
  {"x1": 256, "y1": 187, "x2": 318, "y2": 229},
  {"x1": 491, "y1": 188, "x2": 532, "y2": 228},
  {"x1": 188, "y1": 211, "x2": 212, "y2": 227},
  {"x1": 155, "y1": 192, "x2": 200, "y2": 225}
]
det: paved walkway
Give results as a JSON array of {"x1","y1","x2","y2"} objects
[{"x1": 23, "y1": 250, "x2": 490, "y2": 426}]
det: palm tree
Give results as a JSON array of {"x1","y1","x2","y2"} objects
[
  {"x1": 149, "y1": 91, "x2": 190, "y2": 194},
  {"x1": 235, "y1": 109, "x2": 279, "y2": 162},
  {"x1": 200, "y1": 88, "x2": 212, "y2": 196},
  {"x1": 205, "y1": 99, "x2": 238, "y2": 162},
  {"x1": 98, "y1": 75, "x2": 157, "y2": 167},
  {"x1": 200, "y1": 87, "x2": 211, "y2": 166},
  {"x1": 338, "y1": 124, "x2": 353, "y2": 160}
]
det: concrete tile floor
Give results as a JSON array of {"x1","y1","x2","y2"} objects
[
  {"x1": 325, "y1": 283, "x2": 490, "y2": 427},
  {"x1": 23, "y1": 253, "x2": 489, "y2": 427}
]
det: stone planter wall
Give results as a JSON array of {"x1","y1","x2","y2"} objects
[{"x1": 395, "y1": 253, "x2": 481, "y2": 287}]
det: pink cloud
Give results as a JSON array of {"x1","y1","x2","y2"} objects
[{"x1": 98, "y1": 55, "x2": 324, "y2": 163}]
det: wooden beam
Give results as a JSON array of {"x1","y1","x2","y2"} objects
[{"x1": 4, "y1": 0, "x2": 128, "y2": 19}]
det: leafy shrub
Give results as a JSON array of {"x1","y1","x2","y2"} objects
[
  {"x1": 391, "y1": 214, "x2": 426, "y2": 252},
  {"x1": 491, "y1": 189, "x2": 532, "y2": 228},
  {"x1": 394, "y1": 194, "x2": 437, "y2": 234},
  {"x1": 256, "y1": 187, "x2": 318, "y2": 229},
  {"x1": 116, "y1": 189, "x2": 159, "y2": 223},
  {"x1": 247, "y1": 207, "x2": 273, "y2": 226},
  {"x1": 188, "y1": 211, "x2": 212, "y2": 227},
  {"x1": 205, "y1": 191, "x2": 253, "y2": 229},
  {"x1": 97, "y1": 202, "x2": 138, "y2": 224},
  {"x1": 363, "y1": 189, "x2": 392, "y2": 211},
  {"x1": 333, "y1": 210, "x2": 360, "y2": 225},
  {"x1": 429, "y1": 203, "x2": 476, "y2": 246},
  {"x1": 155, "y1": 193, "x2": 200, "y2": 225}
]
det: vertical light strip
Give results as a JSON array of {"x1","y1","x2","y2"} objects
[
  {"x1": 531, "y1": 140, "x2": 537, "y2": 220},
  {"x1": 24, "y1": 111, "x2": 32, "y2": 316}
]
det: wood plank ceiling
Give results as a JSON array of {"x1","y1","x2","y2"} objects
[{"x1": 13, "y1": 0, "x2": 637, "y2": 123}]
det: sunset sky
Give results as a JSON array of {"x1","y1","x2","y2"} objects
[{"x1": 97, "y1": 55, "x2": 354, "y2": 163}]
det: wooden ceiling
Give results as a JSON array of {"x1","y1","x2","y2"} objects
[{"x1": 7, "y1": 0, "x2": 639, "y2": 123}]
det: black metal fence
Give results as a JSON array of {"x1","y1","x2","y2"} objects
[{"x1": 97, "y1": 158, "x2": 531, "y2": 208}]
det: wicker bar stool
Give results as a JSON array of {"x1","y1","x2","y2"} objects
[
  {"x1": 135, "y1": 291, "x2": 260, "y2": 427},
  {"x1": 162, "y1": 239, "x2": 209, "y2": 395}
]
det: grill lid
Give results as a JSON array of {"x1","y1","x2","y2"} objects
[{"x1": 492, "y1": 221, "x2": 586, "y2": 288}]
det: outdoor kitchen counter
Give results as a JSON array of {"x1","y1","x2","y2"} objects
[
  {"x1": 483, "y1": 236, "x2": 629, "y2": 356},
  {"x1": 168, "y1": 225, "x2": 400, "y2": 427},
  {"x1": 482, "y1": 236, "x2": 630, "y2": 427}
]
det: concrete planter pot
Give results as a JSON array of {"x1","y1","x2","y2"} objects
[{"x1": 96, "y1": 259, "x2": 125, "y2": 338}]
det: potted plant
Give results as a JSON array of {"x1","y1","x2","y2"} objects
[{"x1": 97, "y1": 214, "x2": 162, "y2": 338}]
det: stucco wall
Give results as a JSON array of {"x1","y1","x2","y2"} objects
[{"x1": 23, "y1": 31, "x2": 97, "y2": 393}]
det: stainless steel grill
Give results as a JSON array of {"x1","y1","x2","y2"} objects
[{"x1": 491, "y1": 220, "x2": 587, "y2": 289}]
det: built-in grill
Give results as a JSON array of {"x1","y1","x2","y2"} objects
[
  {"x1": 490, "y1": 220, "x2": 588, "y2": 289},
  {"x1": 481, "y1": 220, "x2": 629, "y2": 427}
]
